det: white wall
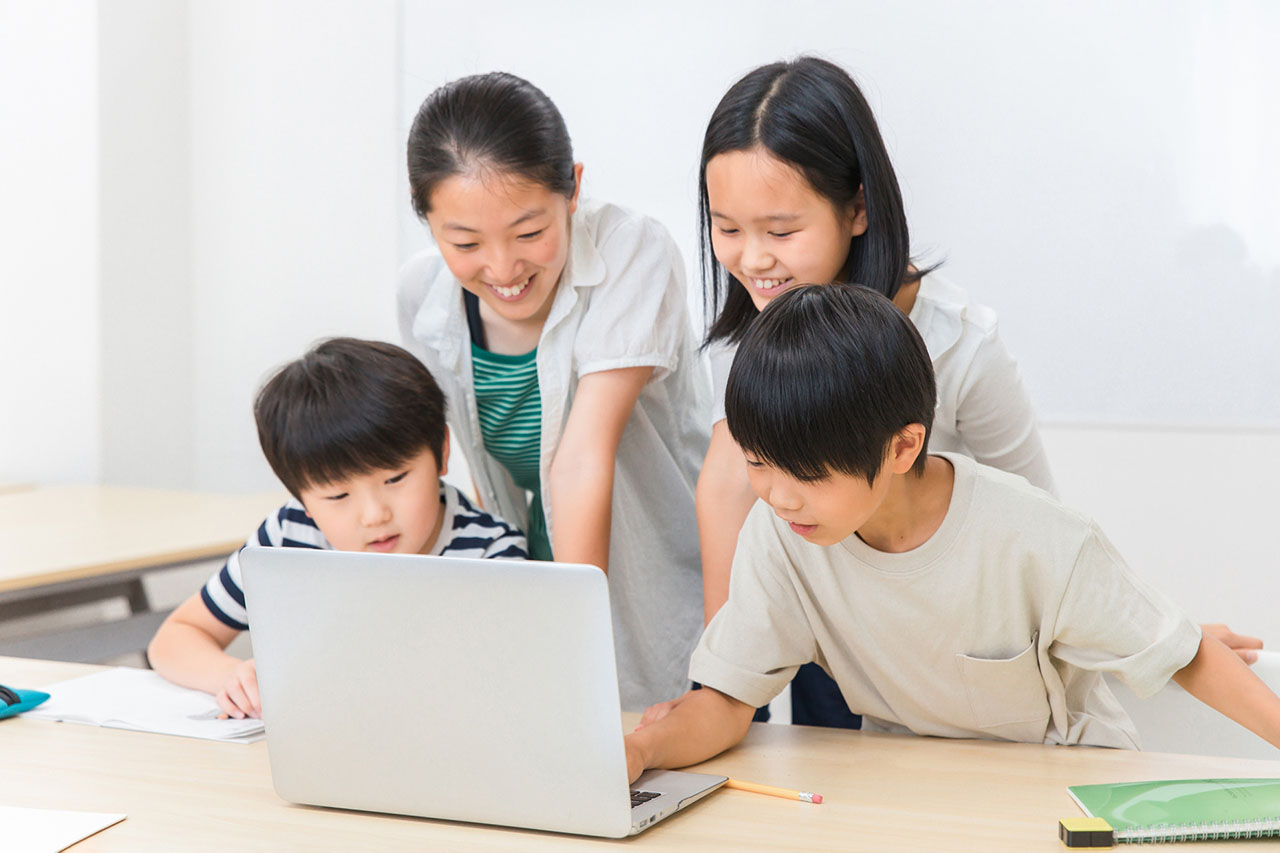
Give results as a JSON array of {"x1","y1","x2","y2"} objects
[
  {"x1": 396, "y1": 1, "x2": 1279, "y2": 647},
  {"x1": 401, "y1": 0, "x2": 1280, "y2": 428},
  {"x1": 188, "y1": 0, "x2": 403, "y2": 492},
  {"x1": 8, "y1": 1, "x2": 1276, "y2": 484},
  {"x1": 1, "y1": 0, "x2": 404, "y2": 492},
  {"x1": 0, "y1": 0, "x2": 101, "y2": 484},
  {"x1": 1043, "y1": 424, "x2": 1279, "y2": 635},
  {"x1": 2, "y1": 2, "x2": 1276, "y2": 643},
  {"x1": 98, "y1": 0, "x2": 193, "y2": 488}
]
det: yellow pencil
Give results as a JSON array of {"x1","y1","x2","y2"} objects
[{"x1": 725, "y1": 778, "x2": 823, "y2": 804}]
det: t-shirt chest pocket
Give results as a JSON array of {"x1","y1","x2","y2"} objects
[{"x1": 954, "y1": 632, "x2": 1051, "y2": 742}]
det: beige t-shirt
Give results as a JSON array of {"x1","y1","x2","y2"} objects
[{"x1": 690, "y1": 453, "x2": 1201, "y2": 748}]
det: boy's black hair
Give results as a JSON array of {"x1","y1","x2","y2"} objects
[
  {"x1": 725, "y1": 284, "x2": 935, "y2": 484},
  {"x1": 254, "y1": 338, "x2": 447, "y2": 499},
  {"x1": 700, "y1": 56, "x2": 933, "y2": 348},
  {"x1": 407, "y1": 71, "x2": 576, "y2": 218}
]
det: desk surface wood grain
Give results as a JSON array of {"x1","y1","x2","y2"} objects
[
  {"x1": 3, "y1": 657, "x2": 1280, "y2": 851},
  {"x1": 0, "y1": 486, "x2": 284, "y2": 592}
]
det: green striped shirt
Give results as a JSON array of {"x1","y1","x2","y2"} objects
[{"x1": 471, "y1": 343, "x2": 551, "y2": 560}]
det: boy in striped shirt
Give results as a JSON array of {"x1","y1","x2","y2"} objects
[{"x1": 148, "y1": 338, "x2": 526, "y2": 718}]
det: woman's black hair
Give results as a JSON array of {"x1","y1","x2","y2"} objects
[
  {"x1": 701, "y1": 56, "x2": 928, "y2": 346},
  {"x1": 407, "y1": 71, "x2": 576, "y2": 218},
  {"x1": 725, "y1": 284, "x2": 936, "y2": 483}
]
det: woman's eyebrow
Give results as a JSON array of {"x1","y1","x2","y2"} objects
[
  {"x1": 507, "y1": 207, "x2": 546, "y2": 228},
  {"x1": 441, "y1": 207, "x2": 547, "y2": 232}
]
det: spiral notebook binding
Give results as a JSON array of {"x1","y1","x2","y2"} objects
[{"x1": 1115, "y1": 816, "x2": 1280, "y2": 843}]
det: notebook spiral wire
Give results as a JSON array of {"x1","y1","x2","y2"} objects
[{"x1": 1116, "y1": 816, "x2": 1280, "y2": 843}]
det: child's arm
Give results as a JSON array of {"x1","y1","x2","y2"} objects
[
  {"x1": 147, "y1": 593, "x2": 260, "y2": 719},
  {"x1": 696, "y1": 421, "x2": 758, "y2": 625},
  {"x1": 548, "y1": 366, "x2": 653, "y2": 574},
  {"x1": 1173, "y1": 634, "x2": 1280, "y2": 748},
  {"x1": 623, "y1": 686, "x2": 755, "y2": 783}
]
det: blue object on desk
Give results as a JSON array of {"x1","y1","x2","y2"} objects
[{"x1": 0, "y1": 683, "x2": 50, "y2": 719}]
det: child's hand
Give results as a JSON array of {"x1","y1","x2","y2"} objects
[
  {"x1": 636, "y1": 690, "x2": 692, "y2": 730},
  {"x1": 1201, "y1": 623, "x2": 1263, "y2": 664},
  {"x1": 215, "y1": 658, "x2": 261, "y2": 719},
  {"x1": 623, "y1": 733, "x2": 649, "y2": 784}
]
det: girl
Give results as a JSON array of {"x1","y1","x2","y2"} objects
[
  {"x1": 692, "y1": 57, "x2": 1258, "y2": 728},
  {"x1": 397, "y1": 72, "x2": 709, "y2": 711}
]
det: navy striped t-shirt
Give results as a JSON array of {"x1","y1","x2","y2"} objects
[{"x1": 201, "y1": 482, "x2": 527, "y2": 630}]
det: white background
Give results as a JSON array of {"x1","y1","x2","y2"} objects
[
  {"x1": 4, "y1": 0, "x2": 1277, "y2": 491},
  {"x1": 401, "y1": 0, "x2": 1280, "y2": 427},
  {"x1": 0, "y1": 2, "x2": 1277, "y2": 666},
  {"x1": 2, "y1": 0, "x2": 403, "y2": 492}
]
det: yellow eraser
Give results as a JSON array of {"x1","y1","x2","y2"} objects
[{"x1": 1059, "y1": 817, "x2": 1114, "y2": 848}]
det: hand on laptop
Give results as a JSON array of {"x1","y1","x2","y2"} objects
[
  {"x1": 1202, "y1": 623, "x2": 1264, "y2": 664},
  {"x1": 623, "y1": 736, "x2": 648, "y2": 784},
  {"x1": 216, "y1": 658, "x2": 262, "y2": 719}
]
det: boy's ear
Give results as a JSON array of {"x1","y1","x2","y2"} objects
[
  {"x1": 439, "y1": 426, "x2": 450, "y2": 477},
  {"x1": 887, "y1": 424, "x2": 926, "y2": 475}
]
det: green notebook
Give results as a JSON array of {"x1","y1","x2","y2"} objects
[{"x1": 1069, "y1": 778, "x2": 1280, "y2": 843}]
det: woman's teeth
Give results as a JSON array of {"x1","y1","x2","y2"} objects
[{"x1": 494, "y1": 277, "x2": 531, "y2": 297}]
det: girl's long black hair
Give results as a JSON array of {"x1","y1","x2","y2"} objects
[{"x1": 701, "y1": 57, "x2": 928, "y2": 346}]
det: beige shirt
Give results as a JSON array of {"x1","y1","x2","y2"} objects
[{"x1": 690, "y1": 453, "x2": 1200, "y2": 748}]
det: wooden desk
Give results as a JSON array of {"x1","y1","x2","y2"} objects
[
  {"x1": 3, "y1": 658, "x2": 1279, "y2": 851},
  {"x1": 0, "y1": 487, "x2": 283, "y2": 661}
]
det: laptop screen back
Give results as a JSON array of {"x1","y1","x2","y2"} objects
[{"x1": 241, "y1": 548, "x2": 634, "y2": 837}]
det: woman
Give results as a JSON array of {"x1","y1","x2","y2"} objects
[{"x1": 397, "y1": 72, "x2": 709, "y2": 711}]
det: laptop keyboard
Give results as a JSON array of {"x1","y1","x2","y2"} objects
[{"x1": 630, "y1": 790, "x2": 661, "y2": 808}]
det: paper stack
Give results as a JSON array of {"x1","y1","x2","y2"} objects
[{"x1": 24, "y1": 666, "x2": 264, "y2": 743}]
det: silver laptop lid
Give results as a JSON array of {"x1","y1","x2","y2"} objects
[{"x1": 241, "y1": 548, "x2": 635, "y2": 838}]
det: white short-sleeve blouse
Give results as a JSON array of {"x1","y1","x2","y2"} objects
[
  {"x1": 707, "y1": 273, "x2": 1056, "y2": 495},
  {"x1": 398, "y1": 199, "x2": 711, "y2": 710}
]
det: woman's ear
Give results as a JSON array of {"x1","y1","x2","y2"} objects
[
  {"x1": 568, "y1": 162, "x2": 585, "y2": 214},
  {"x1": 847, "y1": 185, "x2": 869, "y2": 237}
]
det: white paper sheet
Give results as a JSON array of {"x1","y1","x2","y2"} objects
[
  {"x1": 0, "y1": 806, "x2": 126, "y2": 853},
  {"x1": 23, "y1": 667, "x2": 264, "y2": 743}
]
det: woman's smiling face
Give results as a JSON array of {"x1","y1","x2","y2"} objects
[
  {"x1": 706, "y1": 147, "x2": 865, "y2": 310},
  {"x1": 426, "y1": 167, "x2": 579, "y2": 333}
]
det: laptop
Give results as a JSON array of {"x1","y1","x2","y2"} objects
[{"x1": 239, "y1": 547, "x2": 727, "y2": 837}]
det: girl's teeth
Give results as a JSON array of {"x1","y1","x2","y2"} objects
[{"x1": 753, "y1": 278, "x2": 789, "y2": 290}]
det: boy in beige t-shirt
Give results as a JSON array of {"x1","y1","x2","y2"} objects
[{"x1": 624, "y1": 284, "x2": 1280, "y2": 782}]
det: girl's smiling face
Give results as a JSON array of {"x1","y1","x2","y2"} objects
[
  {"x1": 706, "y1": 147, "x2": 866, "y2": 310},
  {"x1": 425, "y1": 166, "x2": 581, "y2": 334}
]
